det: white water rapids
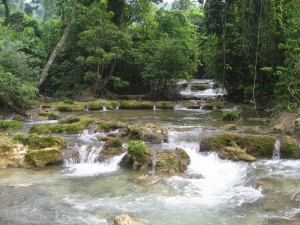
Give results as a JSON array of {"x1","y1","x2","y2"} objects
[{"x1": 1, "y1": 126, "x2": 300, "y2": 224}]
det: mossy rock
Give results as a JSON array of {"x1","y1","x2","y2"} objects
[
  {"x1": 0, "y1": 135, "x2": 28, "y2": 168},
  {"x1": 128, "y1": 123, "x2": 168, "y2": 144},
  {"x1": 12, "y1": 133, "x2": 64, "y2": 149},
  {"x1": 119, "y1": 100, "x2": 153, "y2": 109},
  {"x1": 280, "y1": 135, "x2": 298, "y2": 158},
  {"x1": 98, "y1": 137, "x2": 124, "y2": 162},
  {"x1": 106, "y1": 137, "x2": 122, "y2": 148},
  {"x1": 59, "y1": 115, "x2": 80, "y2": 123},
  {"x1": 97, "y1": 121, "x2": 122, "y2": 132},
  {"x1": 29, "y1": 116, "x2": 91, "y2": 134},
  {"x1": 97, "y1": 100, "x2": 119, "y2": 109},
  {"x1": 155, "y1": 148, "x2": 190, "y2": 173},
  {"x1": 25, "y1": 148, "x2": 62, "y2": 167},
  {"x1": 0, "y1": 120, "x2": 23, "y2": 131},
  {"x1": 29, "y1": 123, "x2": 84, "y2": 134},
  {"x1": 126, "y1": 140, "x2": 149, "y2": 170},
  {"x1": 55, "y1": 105, "x2": 83, "y2": 112},
  {"x1": 38, "y1": 112, "x2": 58, "y2": 120},
  {"x1": 0, "y1": 135, "x2": 15, "y2": 153},
  {"x1": 89, "y1": 102, "x2": 103, "y2": 110},
  {"x1": 200, "y1": 132, "x2": 276, "y2": 159},
  {"x1": 155, "y1": 101, "x2": 174, "y2": 109}
]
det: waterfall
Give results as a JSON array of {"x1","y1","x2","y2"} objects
[
  {"x1": 102, "y1": 105, "x2": 107, "y2": 111},
  {"x1": 7, "y1": 112, "x2": 15, "y2": 120},
  {"x1": 151, "y1": 159, "x2": 156, "y2": 174},
  {"x1": 64, "y1": 129, "x2": 125, "y2": 176},
  {"x1": 165, "y1": 129, "x2": 262, "y2": 205},
  {"x1": 273, "y1": 139, "x2": 281, "y2": 160},
  {"x1": 153, "y1": 104, "x2": 157, "y2": 111},
  {"x1": 115, "y1": 105, "x2": 119, "y2": 110}
]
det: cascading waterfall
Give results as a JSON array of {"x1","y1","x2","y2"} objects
[
  {"x1": 153, "y1": 104, "x2": 156, "y2": 111},
  {"x1": 64, "y1": 129, "x2": 125, "y2": 176},
  {"x1": 273, "y1": 139, "x2": 281, "y2": 160},
  {"x1": 102, "y1": 105, "x2": 107, "y2": 111},
  {"x1": 165, "y1": 129, "x2": 262, "y2": 206}
]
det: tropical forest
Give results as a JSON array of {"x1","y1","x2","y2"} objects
[{"x1": 1, "y1": 0, "x2": 300, "y2": 224}]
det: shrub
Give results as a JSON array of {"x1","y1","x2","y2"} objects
[{"x1": 222, "y1": 110, "x2": 242, "y2": 121}]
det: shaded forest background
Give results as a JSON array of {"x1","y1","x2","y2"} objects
[{"x1": 0, "y1": 0, "x2": 299, "y2": 112}]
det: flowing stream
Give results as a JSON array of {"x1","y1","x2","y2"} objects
[
  {"x1": 1, "y1": 80, "x2": 300, "y2": 224},
  {"x1": 1, "y1": 121, "x2": 300, "y2": 224}
]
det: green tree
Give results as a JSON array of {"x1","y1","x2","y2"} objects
[
  {"x1": 0, "y1": 27, "x2": 44, "y2": 108},
  {"x1": 142, "y1": 9, "x2": 200, "y2": 99},
  {"x1": 76, "y1": 0, "x2": 132, "y2": 96}
]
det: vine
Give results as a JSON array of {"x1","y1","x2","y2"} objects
[{"x1": 252, "y1": 0, "x2": 263, "y2": 118}]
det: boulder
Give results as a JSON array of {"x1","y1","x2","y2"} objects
[
  {"x1": 24, "y1": 148, "x2": 62, "y2": 167},
  {"x1": 12, "y1": 133, "x2": 64, "y2": 150},
  {"x1": 200, "y1": 132, "x2": 277, "y2": 159},
  {"x1": 113, "y1": 214, "x2": 141, "y2": 225},
  {"x1": 218, "y1": 142, "x2": 256, "y2": 162},
  {"x1": 120, "y1": 140, "x2": 149, "y2": 171},
  {"x1": 120, "y1": 141, "x2": 191, "y2": 174},
  {"x1": 0, "y1": 135, "x2": 28, "y2": 168},
  {"x1": 98, "y1": 137, "x2": 125, "y2": 162},
  {"x1": 128, "y1": 123, "x2": 168, "y2": 144},
  {"x1": 154, "y1": 148, "x2": 191, "y2": 174}
]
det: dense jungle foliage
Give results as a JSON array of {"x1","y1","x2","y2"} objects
[{"x1": 0, "y1": 0, "x2": 299, "y2": 111}]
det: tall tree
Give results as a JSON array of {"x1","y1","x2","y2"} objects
[{"x1": 37, "y1": 0, "x2": 77, "y2": 87}]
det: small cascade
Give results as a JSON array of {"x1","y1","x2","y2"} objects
[
  {"x1": 178, "y1": 79, "x2": 227, "y2": 100},
  {"x1": 7, "y1": 112, "x2": 15, "y2": 120},
  {"x1": 165, "y1": 129, "x2": 262, "y2": 205},
  {"x1": 28, "y1": 115, "x2": 34, "y2": 121},
  {"x1": 85, "y1": 106, "x2": 89, "y2": 111},
  {"x1": 153, "y1": 104, "x2": 157, "y2": 111},
  {"x1": 273, "y1": 139, "x2": 281, "y2": 160},
  {"x1": 102, "y1": 106, "x2": 107, "y2": 111},
  {"x1": 150, "y1": 159, "x2": 156, "y2": 174},
  {"x1": 115, "y1": 105, "x2": 119, "y2": 110},
  {"x1": 64, "y1": 129, "x2": 125, "y2": 176}
]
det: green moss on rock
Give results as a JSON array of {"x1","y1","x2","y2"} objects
[
  {"x1": 98, "y1": 121, "x2": 120, "y2": 131},
  {"x1": 201, "y1": 132, "x2": 276, "y2": 159},
  {"x1": 25, "y1": 148, "x2": 62, "y2": 167},
  {"x1": 59, "y1": 115, "x2": 80, "y2": 123},
  {"x1": 89, "y1": 102, "x2": 103, "y2": 110},
  {"x1": 280, "y1": 136, "x2": 298, "y2": 158},
  {"x1": 127, "y1": 140, "x2": 148, "y2": 170},
  {"x1": 38, "y1": 112, "x2": 57, "y2": 120},
  {"x1": 106, "y1": 137, "x2": 122, "y2": 148},
  {"x1": 155, "y1": 101, "x2": 174, "y2": 109},
  {"x1": 155, "y1": 148, "x2": 190, "y2": 173},
  {"x1": 12, "y1": 133, "x2": 64, "y2": 149},
  {"x1": 120, "y1": 100, "x2": 153, "y2": 109},
  {"x1": 29, "y1": 117, "x2": 91, "y2": 134},
  {"x1": 0, "y1": 120, "x2": 23, "y2": 130}
]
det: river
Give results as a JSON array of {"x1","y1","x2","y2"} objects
[{"x1": 1, "y1": 107, "x2": 300, "y2": 225}]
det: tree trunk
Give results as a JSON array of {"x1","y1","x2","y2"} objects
[
  {"x1": 3, "y1": 0, "x2": 10, "y2": 26},
  {"x1": 37, "y1": 0, "x2": 78, "y2": 87}
]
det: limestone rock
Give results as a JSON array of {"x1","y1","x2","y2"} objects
[
  {"x1": 200, "y1": 132, "x2": 276, "y2": 159},
  {"x1": 25, "y1": 148, "x2": 62, "y2": 167},
  {"x1": 0, "y1": 135, "x2": 28, "y2": 168},
  {"x1": 98, "y1": 137, "x2": 125, "y2": 162},
  {"x1": 128, "y1": 123, "x2": 168, "y2": 144},
  {"x1": 113, "y1": 214, "x2": 141, "y2": 225}
]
